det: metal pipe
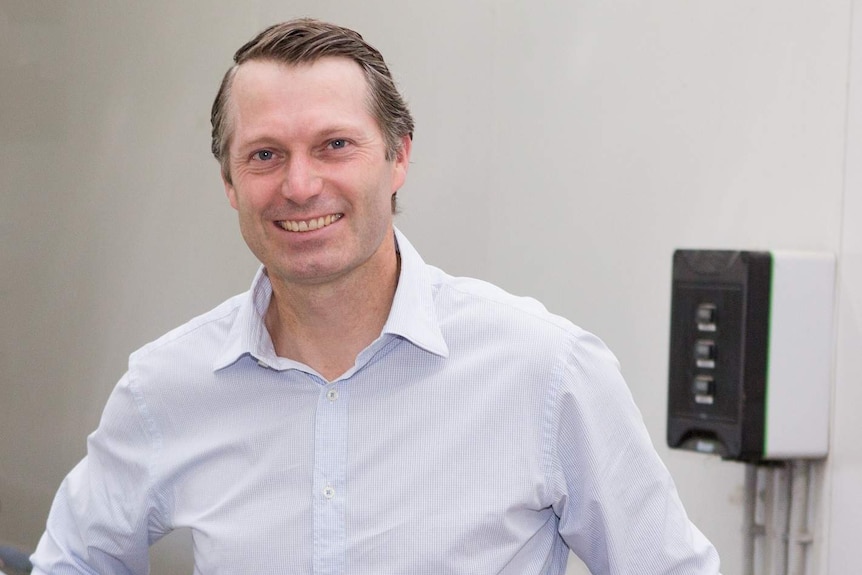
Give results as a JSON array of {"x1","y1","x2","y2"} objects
[
  {"x1": 787, "y1": 460, "x2": 812, "y2": 575},
  {"x1": 743, "y1": 463, "x2": 758, "y2": 575},
  {"x1": 766, "y1": 465, "x2": 790, "y2": 575}
]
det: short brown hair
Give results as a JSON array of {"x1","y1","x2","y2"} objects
[{"x1": 211, "y1": 19, "x2": 414, "y2": 185}]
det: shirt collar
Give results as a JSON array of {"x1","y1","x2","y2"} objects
[
  {"x1": 384, "y1": 227, "x2": 449, "y2": 357},
  {"x1": 213, "y1": 266, "x2": 277, "y2": 371},
  {"x1": 213, "y1": 226, "x2": 448, "y2": 372}
]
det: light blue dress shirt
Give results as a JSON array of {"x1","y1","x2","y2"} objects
[{"x1": 32, "y1": 228, "x2": 719, "y2": 574}]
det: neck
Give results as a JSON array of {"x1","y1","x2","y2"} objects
[{"x1": 264, "y1": 236, "x2": 400, "y2": 381}]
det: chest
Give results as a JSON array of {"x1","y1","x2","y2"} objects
[{"x1": 161, "y1": 348, "x2": 556, "y2": 573}]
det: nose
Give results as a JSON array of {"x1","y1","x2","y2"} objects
[{"x1": 281, "y1": 153, "x2": 323, "y2": 204}]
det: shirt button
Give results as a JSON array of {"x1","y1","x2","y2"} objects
[
  {"x1": 323, "y1": 485, "x2": 335, "y2": 499},
  {"x1": 326, "y1": 389, "x2": 339, "y2": 402}
]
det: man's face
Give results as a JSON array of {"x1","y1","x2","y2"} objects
[{"x1": 223, "y1": 57, "x2": 410, "y2": 289}]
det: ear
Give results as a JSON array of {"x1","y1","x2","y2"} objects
[
  {"x1": 390, "y1": 134, "x2": 413, "y2": 192},
  {"x1": 223, "y1": 173, "x2": 239, "y2": 211}
]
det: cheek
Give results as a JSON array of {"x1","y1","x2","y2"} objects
[{"x1": 228, "y1": 175, "x2": 281, "y2": 212}]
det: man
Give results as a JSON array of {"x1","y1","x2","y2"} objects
[{"x1": 32, "y1": 19, "x2": 720, "y2": 574}]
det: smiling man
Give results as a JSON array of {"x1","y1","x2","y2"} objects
[
  {"x1": 31, "y1": 19, "x2": 720, "y2": 574},
  {"x1": 223, "y1": 55, "x2": 410, "y2": 381}
]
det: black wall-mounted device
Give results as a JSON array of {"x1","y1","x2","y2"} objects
[{"x1": 667, "y1": 249, "x2": 834, "y2": 462}]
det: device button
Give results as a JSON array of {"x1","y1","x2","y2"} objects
[
  {"x1": 695, "y1": 340, "x2": 716, "y2": 368},
  {"x1": 692, "y1": 375, "x2": 715, "y2": 404},
  {"x1": 696, "y1": 303, "x2": 717, "y2": 331}
]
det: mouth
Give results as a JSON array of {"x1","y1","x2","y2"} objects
[{"x1": 276, "y1": 213, "x2": 343, "y2": 233}]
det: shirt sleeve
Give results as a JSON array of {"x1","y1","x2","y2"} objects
[
  {"x1": 30, "y1": 372, "x2": 166, "y2": 574},
  {"x1": 549, "y1": 330, "x2": 721, "y2": 574}
]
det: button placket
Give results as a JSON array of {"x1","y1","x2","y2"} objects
[{"x1": 312, "y1": 381, "x2": 348, "y2": 574}]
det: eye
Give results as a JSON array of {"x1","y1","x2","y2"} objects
[
  {"x1": 252, "y1": 150, "x2": 274, "y2": 161},
  {"x1": 329, "y1": 139, "x2": 348, "y2": 150}
]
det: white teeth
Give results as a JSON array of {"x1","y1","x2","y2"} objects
[
  {"x1": 305, "y1": 217, "x2": 325, "y2": 231},
  {"x1": 279, "y1": 214, "x2": 341, "y2": 233}
]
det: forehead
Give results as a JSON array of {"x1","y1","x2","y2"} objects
[{"x1": 227, "y1": 57, "x2": 374, "y2": 138}]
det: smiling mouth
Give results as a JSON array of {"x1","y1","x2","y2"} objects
[{"x1": 277, "y1": 213, "x2": 343, "y2": 232}]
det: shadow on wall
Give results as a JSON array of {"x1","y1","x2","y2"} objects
[
  {"x1": 150, "y1": 527, "x2": 194, "y2": 574},
  {"x1": 0, "y1": 542, "x2": 32, "y2": 574}
]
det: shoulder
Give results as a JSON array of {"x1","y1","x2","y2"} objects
[
  {"x1": 429, "y1": 265, "x2": 583, "y2": 339},
  {"x1": 428, "y1": 265, "x2": 619, "y2": 373},
  {"x1": 129, "y1": 291, "x2": 246, "y2": 370}
]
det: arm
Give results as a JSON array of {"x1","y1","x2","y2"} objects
[
  {"x1": 550, "y1": 331, "x2": 720, "y2": 574},
  {"x1": 31, "y1": 373, "x2": 165, "y2": 574}
]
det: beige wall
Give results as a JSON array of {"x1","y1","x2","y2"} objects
[{"x1": 2, "y1": 2, "x2": 860, "y2": 574}]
